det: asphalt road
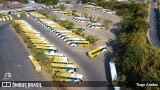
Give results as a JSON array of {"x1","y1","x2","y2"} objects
[
  {"x1": 20, "y1": 15, "x2": 111, "y2": 90},
  {"x1": 148, "y1": 0, "x2": 160, "y2": 47},
  {"x1": 0, "y1": 22, "x2": 51, "y2": 90}
]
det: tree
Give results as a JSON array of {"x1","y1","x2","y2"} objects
[
  {"x1": 83, "y1": 13, "x2": 89, "y2": 18},
  {"x1": 86, "y1": 35, "x2": 99, "y2": 44},
  {"x1": 59, "y1": 4, "x2": 67, "y2": 11},
  {"x1": 35, "y1": 0, "x2": 59, "y2": 5},
  {"x1": 67, "y1": 22, "x2": 75, "y2": 29},
  {"x1": 65, "y1": 0, "x2": 71, "y2": 4},
  {"x1": 59, "y1": 20, "x2": 74, "y2": 29},
  {"x1": 103, "y1": 19, "x2": 112, "y2": 28},
  {"x1": 71, "y1": 9, "x2": 77, "y2": 15},
  {"x1": 90, "y1": 16, "x2": 101, "y2": 23},
  {"x1": 20, "y1": 0, "x2": 27, "y2": 3}
]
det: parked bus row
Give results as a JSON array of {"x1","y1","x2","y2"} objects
[
  {"x1": 0, "y1": 15, "x2": 13, "y2": 22},
  {"x1": 83, "y1": 3, "x2": 116, "y2": 14},
  {"x1": 29, "y1": 12, "x2": 90, "y2": 47},
  {"x1": 13, "y1": 20, "x2": 84, "y2": 84}
]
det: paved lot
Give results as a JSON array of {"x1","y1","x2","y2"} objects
[
  {"x1": 48, "y1": 3, "x2": 121, "y2": 47},
  {"x1": 0, "y1": 22, "x2": 51, "y2": 90},
  {"x1": 20, "y1": 14, "x2": 111, "y2": 90}
]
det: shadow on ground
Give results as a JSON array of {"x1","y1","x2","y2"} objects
[{"x1": 103, "y1": 39, "x2": 119, "y2": 90}]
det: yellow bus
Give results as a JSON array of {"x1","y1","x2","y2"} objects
[
  {"x1": 51, "y1": 63, "x2": 78, "y2": 73},
  {"x1": 69, "y1": 41, "x2": 89, "y2": 47},
  {"x1": 53, "y1": 72, "x2": 83, "y2": 83},
  {"x1": 25, "y1": 13, "x2": 30, "y2": 18},
  {"x1": 87, "y1": 46, "x2": 107, "y2": 58},
  {"x1": 28, "y1": 55, "x2": 42, "y2": 72},
  {"x1": 60, "y1": 12, "x2": 72, "y2": 16},
  {"x1": 53, "y1": 56, "x2": 73, "y2": 64}
]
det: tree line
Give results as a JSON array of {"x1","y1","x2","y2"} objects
[{"x1": 85, "y1": 0, "x2": 160, "y2": 90}]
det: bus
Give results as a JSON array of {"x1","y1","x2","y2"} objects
[
  {"x1": 53, "y1": 72, "x2": 83, "y2": 84},
  {"x1": 59, "y1": 12, "x2": 72, "y2": 16},
  {"x1": 69, "y1": 41, "x2": 89, "y2": 47},
  {"x1": 51, "y1": 63, "x2": 78, "y2": 73},
  {"x1": 33, "y1": 43, "x2": 54, "y2": 47},
  {"x1": 73, "y1": 17, "x2": 90, "y2": 23},
  {"x1": 94, "y1": 6, "x2": 102, "y2": 10},
  {"x1": 87, "y1": 46, "x2": 107, "y2": 58},
  {"x1": 60, "y1": 33, "x2": 76, "y2": 39},
  {"x1": 57, "y1": 32, "x2": 75, "y2": 37},
  {"x1": 87, "y1": 23, "x2": 105, "y2": 29},
  {"x1": 65, "y1": 38, "x2": 86, "y2": 43},
  {"x1": 35, "y1": 45, "x2": 57, "y2": 51},
  {"x1": 83, "y1": 4, "x2": 93, "y2": 10},
  {"x1": 28, "y1": 55, "x2": 42, "y2": 72},
  {"x1": 53, "y1": 56, "x2": 73, "y2": 64},
  {"x1": 25, "y1": 13, "x2": 30, "y2": 18},
  {"x1": 0, "y1": 17, "x2": 2, "y2": 22},
  {"x1": 63, "y1": 35, "x2": 82, "y2": 41},
  {"x1": 30, "y1": 40, "x2": 51, "y2": 44}
]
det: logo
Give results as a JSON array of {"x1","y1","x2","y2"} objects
[{"x1": 2, "y1": 82, "x2": 11, "y2": 87}]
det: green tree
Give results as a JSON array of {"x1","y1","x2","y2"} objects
[
  {"x1": 83, "y1": 13, "x2": 89, "y2": 18},
  {"x1": 86, "y1": 35, "x2": 99, "y2": 44},
  {"x1": 65, "y1": 0, "x2": 71, "y2": 4},
  {"x1": 103, "y1": 19, "x2": 112, "y2": 28},
  {"x1": 59, "y1": 4, "x2": 67, "y2": 11}
]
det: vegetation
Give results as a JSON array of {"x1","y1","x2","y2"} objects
[
  {"x1": 38, "y1": 9, "x2": 57, "y2": 21},
  {"x1": 103, "y1": 19, "x2": 112, "y2": 29},
  {"x1": 83, "y1": 13, "x2": 89, "y2": 18},
  {"x1": 90, "y1": 16, "x2": 101, "y2": 23},
  {"x1": 59, "y1": 20, "x2": 75, "y2": 29},
  {"x1": 72, "y1": 28, "x2": 86, "y2": 38},
  {"x1": 34, "y1": 0, "x2": 59, "y2": 5},
  {"x1": 71, "y1": 9, "x2": 77, "y2": 15},
  {"x1": 83, "y1": 0, "x2": 160, "y2": 90},
  {"x1": 19, "y1": 0, "x2": 27, "y2": 3},
  {"x1": 86, "y1": 35, "x2": 99, "y2": 44},
  {"x1": 58, "y1": 4, "x2": 67, "y2": 11},
  {"x1": 65, "y1": 0, "x2": 71, "y2": 4}
]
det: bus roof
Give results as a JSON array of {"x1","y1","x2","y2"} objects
[
  {"x1": 89, "y1": 46, "x2": 106, "y2": 54},
  {"x1": 65, "y1": 34, "x2": 81, "y2": 37},
  {"x1": 109, "y1": 62, "x2": 117, "y2": 81},
  {"x1": 41, "y1": 19, "x2": 56, "y2": 25},
  {"x1": 30, "y1": 12, "x2": 46, "y2": 19},
  {"x1": 71, "y1": 41, "x2": 89, "y2": 43},
  {"x1": 53, "y1": 56, "x2": 73, "y2": 63},
  {"x1": 56, "y1": 72, "x2": 83, "y2": 79},
  {"x1": 32, "y1": 60, "x2": 41, "y2": 68},
  {"x1": 51, "y1": 63, "x2": 77, "y2": 68}
]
